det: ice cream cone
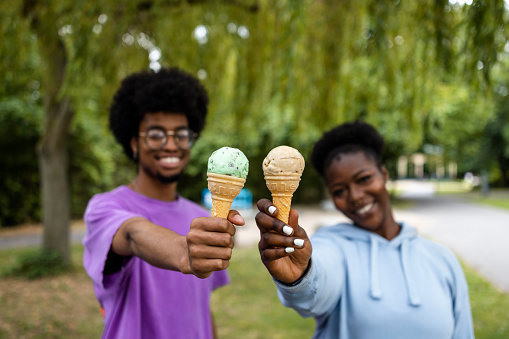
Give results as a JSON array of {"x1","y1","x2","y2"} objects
[
  {"x1": 265, "y1": 174, "x2": 301, "y2": 224},
  {"x1": 207, "y1": 172, "x2": 246, "y2": 218},
  {"x1": 263, "y1": 146, "x2": 305, "y2": 224}
]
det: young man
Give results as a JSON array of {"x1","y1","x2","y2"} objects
[{"x1": 83, "y1": 67, "x2": 243, "y2": 338}]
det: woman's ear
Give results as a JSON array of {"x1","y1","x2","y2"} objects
[{"x1": 381, "y1": 165, "x2": 389, "y2": 182}]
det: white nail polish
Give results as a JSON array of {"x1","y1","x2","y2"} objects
[
  {"x1": 294, "y1": 239, "x2": 304, "y2": 247},
  {"x1": 283, "y1": 225, "x2": 293, "y2": 235},
  {"x1": 268, "y1": 206, "x2": 277, "y2": 215},
  {"x1": 285, "y1": 247, "x2": 295, "y2": 253}
]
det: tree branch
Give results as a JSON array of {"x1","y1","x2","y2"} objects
[{"x1": 135, "y1": 0, "x2": 259, "y2": 12}]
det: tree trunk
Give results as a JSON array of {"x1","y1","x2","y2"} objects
[
  {"x1": 38, "y1": 97, "x2": 73, "y2": 264},
  {"x1": 497, "y1": 155, "x2": 509, "y2": 187},
  {"x1": 23, "y1": 0, "x2": 75, "y2": 264}
]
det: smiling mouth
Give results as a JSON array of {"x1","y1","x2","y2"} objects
[
  {"x1": 160, "y1": 157, "x2": 180, "y2": 164},
  {"x1": 355, "y1": 202, "x2": 374, "y2": 215}
]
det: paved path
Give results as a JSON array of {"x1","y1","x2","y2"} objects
[{"x1": 0, "y1": 228, "x2": 86, "y2": 249}]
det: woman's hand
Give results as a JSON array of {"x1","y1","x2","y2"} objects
[{"x1": 255, "y1": 199, "x2": 312, "y2": 284}]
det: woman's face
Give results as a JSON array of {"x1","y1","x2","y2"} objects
[{"x1": 324, "y1": 151, "x2": 397, "y2": 238}]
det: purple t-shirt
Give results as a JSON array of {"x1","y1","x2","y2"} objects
[{"x1": 83, "y1": 186, "x2": 230, "y2": 339}]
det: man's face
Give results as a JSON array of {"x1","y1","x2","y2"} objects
[{"x1": 132, "y1": 112, "x2": 191, "y2": 184}]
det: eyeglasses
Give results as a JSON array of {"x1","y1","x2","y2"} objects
[{"x1": 139, "y1": 127, "x2": 198, "y2": 151}]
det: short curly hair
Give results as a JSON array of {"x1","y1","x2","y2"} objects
[
  {"x1": 310, "y1": 120, "x2": 385, "y2": 177},
  {"x1": 109, "y1": 67, "x2": 209, "y2": 160}
]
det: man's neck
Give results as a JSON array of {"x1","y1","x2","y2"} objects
[{"x1": 130, "y1": 175, "x2": 178, "y2": 202}]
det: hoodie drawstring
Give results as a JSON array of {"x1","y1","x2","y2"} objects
[
  {"x1": 370, "y1": 235, "x2": 382, "y2": 299},
  {"x1": 401, "y1": 239, "x2": 422, "y2": 307},
  {"x1": 369, "y1": 235, "x2": 421, "y2": 307}
]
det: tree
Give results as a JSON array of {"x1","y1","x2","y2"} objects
[
  {"x1": 477, "y1": 58, "x2": 509, "y2": 186},
  {"x1": 15, "y1": 1, "x2": 143, "y2": 263}
]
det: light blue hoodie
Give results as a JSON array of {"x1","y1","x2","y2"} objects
[{"x1": 275, "y1": 222, "x2": 474, "y2": 339}]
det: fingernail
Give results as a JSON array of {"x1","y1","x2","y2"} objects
[
  {"x1": 268, "y1": 206, "x2": 277, "y2": 215},
  {"x1": 294, "y1": 239, "x2": 304, "y2": 247},
  {"x1": 285, "y1": 247, "x2": 295, "y2": 253},
  {"x1": 283, "y1": 225, "x2": 293, "y2": 235}
]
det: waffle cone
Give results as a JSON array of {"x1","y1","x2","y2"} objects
[
  {"x1": 264, "y1": 174, "x2": 301, "y2": 224},
  {"x1": 207, "y1": 172, "x2": 246, "y2": 218}
]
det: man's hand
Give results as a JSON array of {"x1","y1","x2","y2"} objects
[
  {"x1": 111, "y1": 212, "x2": 244, "y2": 278},
  {"x1": 184, "y1": 210, "x2": 245, "y2": 279}
]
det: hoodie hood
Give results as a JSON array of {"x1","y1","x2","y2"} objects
[{"x1": 335, "y1": 222, "x2": 422, "y2": 307}]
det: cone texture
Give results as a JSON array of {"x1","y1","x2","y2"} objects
[
  {"x1": 207, "y1": 172, "x2": 246, "y2": 218},
  {"x1": 265, "y1": 175, "x2": 301, "y2": 224}
]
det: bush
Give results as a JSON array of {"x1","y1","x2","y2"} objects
[
  {"x1": 0, "y1": 98, "x2": 42, "y2": 227},
  {"x1": 8, "y1": 249, "x2": 71, "y2": 279}
]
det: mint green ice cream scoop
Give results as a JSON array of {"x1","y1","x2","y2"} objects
[{"x1": 207, "y1": 147, "x2": 249, "y2": 179}]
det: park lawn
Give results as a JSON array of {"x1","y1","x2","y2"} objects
[
  {"x1": 210, "y1": 245, "x2": 315, "y2": 339},
  {"x1": 0, "y1": 244, "x2": 508, "y2": 338},
  {"x1": 463, "y1": 263, "x2": 509, "y2": 338},
  {"x1": 470, "y1": 189, "x2": 509, "y2": 211},
  {"x1": 0, "y1": 245, "x2": 104, "y2": 338},
  {"x1": 443, "y1": 187, "x2": 509, "y2": 211}
]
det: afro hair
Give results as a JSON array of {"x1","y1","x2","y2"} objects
[
  {"x1": 109, "y1": 67, "x2": 209, "y2": 161},
  {"x1": 310, "y1": 120, "x2": 385, "y2": 177}
]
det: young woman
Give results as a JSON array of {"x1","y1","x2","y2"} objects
[{"x1": 255, "y1": 121, "x2": 474, "y2": 339}]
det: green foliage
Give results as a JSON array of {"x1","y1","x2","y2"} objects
[
  {"x1": 7, "y1": 249, "x2": 70, "y2": 279},
  {"x1": 2, "y1": 0, "x2": 509, "y2": 227},
  {"x1": 0, "y1": 98, "x2": 42, "y2": 227},
  {"x1": 0, "y1": 2, "x2": 41, "y2": 99},
  {"x1": 473, "y1": 58, "x2": 509, "y2": 186},
  {"x1": 424, "y1": 81, "x2": 493, "y2": 176},
  {"x1": 0, "y1": 96, "x2": 136, "y2": 225},
  {"x1": 68, "y1": 108, "x2": 135, "y2": 218}
]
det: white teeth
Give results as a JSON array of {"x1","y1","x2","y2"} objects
[
  {"x1": 357, "y1": 203, "x2": 373, "y2": 215},
  {"x1": 161, "y1": 157, "x2": 179, "y2": 164}
]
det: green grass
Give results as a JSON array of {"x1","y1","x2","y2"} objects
[
  {"x1": 0, "y1": 245, "x2": 104, "y2": 339},
  {"x1": 391, "y1": 179, "x2": 509, "y2": 212},
  {"x1": 211, "y1": 245, "x2": 315, "y2": 339},
  {"x1": 445, "y1": 188, "x2": 509, "y2": 211},
  {"x1": 470, "y1": 190, "x2": 509, "y2": 211},
  {"x1": 0, "y1": 244, "x2": 508, "y2": 338},
  {"x1": 464, "y1": 263, "x2": 509, "y2": 338},
  {"x1": 434, "y1": 180, "x2": 473, "y2": 194}
]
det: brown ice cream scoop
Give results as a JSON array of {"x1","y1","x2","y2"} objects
[{"x1": 263, "y1": 146, "x2": 305, "y2": 223}]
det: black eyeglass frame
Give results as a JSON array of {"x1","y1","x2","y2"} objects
[{"x1": 138, "y1": 127, "x2": 198, "y2": 151}]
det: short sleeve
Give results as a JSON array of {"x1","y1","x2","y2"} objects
[
  {"x1": 211, "y1": 269, "x2": 230, "y2": 290},
  {"x1": 82, "y1": 193, "x2": 142, "y2": 289}
]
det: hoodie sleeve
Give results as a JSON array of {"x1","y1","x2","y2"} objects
[
  {"x1": 450, "y1": 258, "x2": 475, "y2": 339},
  {"x1": 452, "y1": 289, "x2": 475, "y2": 339},
  {"x1": 274, "y1": 230, "x2": 346, "y2": 318}
]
